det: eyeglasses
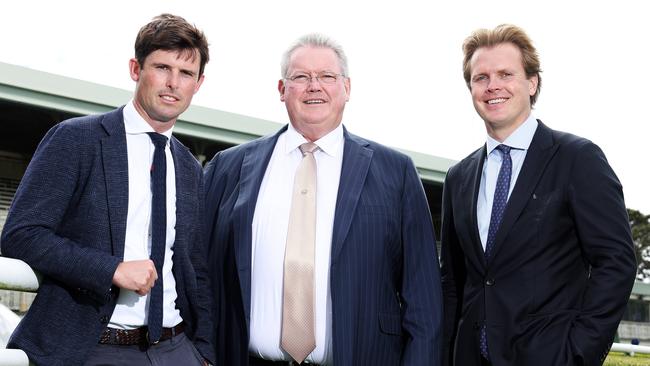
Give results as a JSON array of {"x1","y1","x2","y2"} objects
[{"x1": 285, "y1": 72, "x2": 345, "y2": 85}]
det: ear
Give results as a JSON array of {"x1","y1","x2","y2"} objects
[
  {"x1": 129, "y1": 58, "x2": 141, "y2": 82},
  {"x1": 194, "y1": 74, "x2": 205, "y2": 94},
  {"x1": 344, "y1": 77, "x2": 351, "y2": 102},
  {"x1": 528, "y1": 74, "x2": 539, "y2": 96},
  {"x1": 278, "y1": 79, "x2": 286, "y2": 102}
]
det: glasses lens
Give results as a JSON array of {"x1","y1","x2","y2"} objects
[
  {"x1": 290, "y1": 74, "x2": 310, "y2": 84},
  {"x1": 318, "y1": 73, "x2": 338, "y2": 84}
]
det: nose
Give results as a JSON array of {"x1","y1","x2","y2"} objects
[
  {"x1": 166, "y1": 71, "x2": 180, "y2": 90},
  {"x1": 306, "y1": 76, "x2": 322, "y2": 92},
  {"x1": 486, "y1": 77, "x2": 502, "y2": 92}
]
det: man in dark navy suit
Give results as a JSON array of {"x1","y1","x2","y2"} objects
[
  {"x1": 1, "y1": 14, "x2": 214, "y2": 366},
  {"x1": 440, "y1": 24, "x2": 636, "y2": 366},
  {"x1": 204, "y1": 34, "x2": 442, "y2": 366}
]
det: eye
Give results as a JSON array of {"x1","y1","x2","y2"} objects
[
  {"x1": 291, "y1": 74, "x2": 310, "y2": 83},
  {"x1": 472, "y1": 75, "x2": 487, "y2": 83},
  {"x1": 319, "y1": 73, "x2": 338, "y2": 84}
]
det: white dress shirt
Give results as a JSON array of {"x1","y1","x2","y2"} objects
[
  {"x1": 109, "y1": 100, "x2": 183, "y2": 329},
  {"x1": 477, "y1": 115, "x2": 538, "y2": 250},
  {"x1": 249, "y1": 123, "x2": 344, "y2": 365}
]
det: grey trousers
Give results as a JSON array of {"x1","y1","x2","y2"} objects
[{"x1": 83, "y1": 333, "x2": 204, "y2": 366}]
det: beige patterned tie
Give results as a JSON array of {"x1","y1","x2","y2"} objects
[{"x1": 281, "y1": 142, "x2": 318, "y2": 364}]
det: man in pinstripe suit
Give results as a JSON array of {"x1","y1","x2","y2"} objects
[{"x1": 204, "y1": 34, "x2": 442, "y2": 366}]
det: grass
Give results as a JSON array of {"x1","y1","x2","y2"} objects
[{"x1": 605, "y1": 352, "x2": 650, "y2": 365}]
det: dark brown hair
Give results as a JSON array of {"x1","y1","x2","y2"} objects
[{"x1": 134, "y1": 13, "x2": 209, "y2": 77}]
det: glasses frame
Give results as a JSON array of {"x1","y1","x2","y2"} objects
[{"x1": 284, "y1": 72, "x2": 346, "y2": 85}]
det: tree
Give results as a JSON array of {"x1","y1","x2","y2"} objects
[{"x1": 628, "y1": 209, "x2": 650, "y2": 281}]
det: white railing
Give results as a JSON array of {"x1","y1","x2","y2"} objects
[
  {"x1": 1, "y1": 256, "x2": 650, "y2": 365},
  {"x1": 0, "y1": 256, "x2": 38, "y2": 366},
  {"x1": 611, "y1": 342, "x2": 650, "y2": 354},
  {"x1": 0, "y1": 257, "x2": 41, "y2": 293},
  {"x1": 1, "y1": 349, "x2": 30, "y2": 366}
]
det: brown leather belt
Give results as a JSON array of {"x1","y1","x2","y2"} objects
[{"x1": 99, "y1": 322, "x2": 185, "y2": 345}]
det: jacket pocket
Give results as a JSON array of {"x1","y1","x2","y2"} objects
[{"x1": 379, "y1": 312, "x2": 402, "y2": 336}]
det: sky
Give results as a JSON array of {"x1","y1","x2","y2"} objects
[{"x1": 3, "y1": 0, "x2": 649, "y2": 213}]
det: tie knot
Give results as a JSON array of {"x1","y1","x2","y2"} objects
[
  {"x1": 495, "y1": 144, "x2": 512, "y2": 156},
  {"x1": 299, "y1": 142, "x2": 319, "y2": 156},
  {"x1": 147, "y1": 132, "x2": 168, "y2": 149}
]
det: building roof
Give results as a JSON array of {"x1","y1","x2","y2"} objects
[{"x1": 0, "y1": 61, "x2": 454, "y2": 183}]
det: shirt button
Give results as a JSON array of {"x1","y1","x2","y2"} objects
[{"x1": 485, "y1": 278, "x2": 495, "y2": 286}]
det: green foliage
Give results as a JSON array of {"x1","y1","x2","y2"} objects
[{"x1": 629, "y1": 209, "x2": 650, "y2": 280}]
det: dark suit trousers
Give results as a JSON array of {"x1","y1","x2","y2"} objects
[{"x1": 83, "y1": 333, "x2": 204, "y2": 366}]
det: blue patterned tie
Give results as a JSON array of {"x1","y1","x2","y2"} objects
[
  {"x1": 480, "y1": 144, "x2": 512, "y2": 359},
  {"x1": 147, "y1": 132, "x2": 167, "y2": 344}
]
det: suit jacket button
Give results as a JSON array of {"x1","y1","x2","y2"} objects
[
  {"x1": 100, "y1": 316, "x2": 109, "y2": 324},
  {"x1": 473, "y1": 322, "x2": 480, "y2": 330},
  {"x1": 485, "y1": 278, "x2": 495, "y2": 286}
]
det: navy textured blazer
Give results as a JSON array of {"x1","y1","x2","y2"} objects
[
  {"x1": 440, "y1": 121, "x2": 636, "y2": 366},
  {"x1": 1, "y1": 108, "x2": 215, "y2": 366},
  {"x1": 204, "y1": 125, "x2": 442, "y2": 366}
]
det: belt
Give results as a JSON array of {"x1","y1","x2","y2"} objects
[
  {"x1": 249, "y1": 356, "x2": 320, "y2": 366},
  {"x1": 99, "y1": 322, "x2": 185, "y2": 345}
]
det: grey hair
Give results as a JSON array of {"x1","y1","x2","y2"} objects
[{"x1": 281, "y1": 33, "x2": 349, "y2": 78}]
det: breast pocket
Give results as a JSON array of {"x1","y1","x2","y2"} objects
[
  {"x1": 528, "y1": 189, "x2": 565, "y2": 218},
  {"x1": 355, "y1": 204, "x2": 399, "y2": 240},
  {"x1": 356, "y1": 204, "x2": 398, "y2": 222}
]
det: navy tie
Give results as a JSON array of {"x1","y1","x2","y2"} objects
[
  {"x1": 480, "y1": 144, "x2": 512, "y2": 359},
  {"x1": 147, "y1": 132, "x2": 167, "y2": 343}
]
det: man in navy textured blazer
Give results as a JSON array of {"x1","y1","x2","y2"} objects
[
  {"x1": 1, "y1": 14, "x2": 214, "y2": 366},
  {"x1": 204, "y1": 34, "x2": 442, "y2": 366},
  {"x1": 440, "y1": 24, "x2": 636, "y2": 366}
]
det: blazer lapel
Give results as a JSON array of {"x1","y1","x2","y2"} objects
[
  {"x1": 489, "y1": 121, "x2": 557, "y2": 261},
  {"x1": 465, "y1": 147, "x2": 489, "y2": 269},
  {"x1": 169, "y1": 138, "x2": 194, "y2": 257},
  {"x1": 330, "y1": 129, "x2": 373, "y2": 264},
  {"x1": 100, "y1": 107, "x2": 129, "y2": 260},
  {"x1": 232, "y1": 126, "x2": 286, "y2": 326}
]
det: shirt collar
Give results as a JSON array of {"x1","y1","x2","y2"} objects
[
  {"x1": 284, "y1": 122, "x2": 344, "y2": 157},
  {"x1": 486, "y1": 114, "x2": 538, "y2": 154},
  {"x1": 123, "y1": 99, "x2": 174, "y2": 141}
]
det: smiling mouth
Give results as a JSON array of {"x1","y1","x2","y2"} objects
[
  {"x1": 487, "y1": 98, "x2": 507, "y2": 105},
  {"x1": 304, "y1": 99, "x2": 326, "y2": 104},
  {"x1": 160, "y1": 94, "x2": 179, "y2": 102}
]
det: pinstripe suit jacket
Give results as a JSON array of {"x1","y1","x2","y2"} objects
[
  {"x1": 1, "y1": 108, "x2": 215, "y2": 366},
  {"x1": 204, "y1": 125, "x2": 442, "y2": 366}
]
